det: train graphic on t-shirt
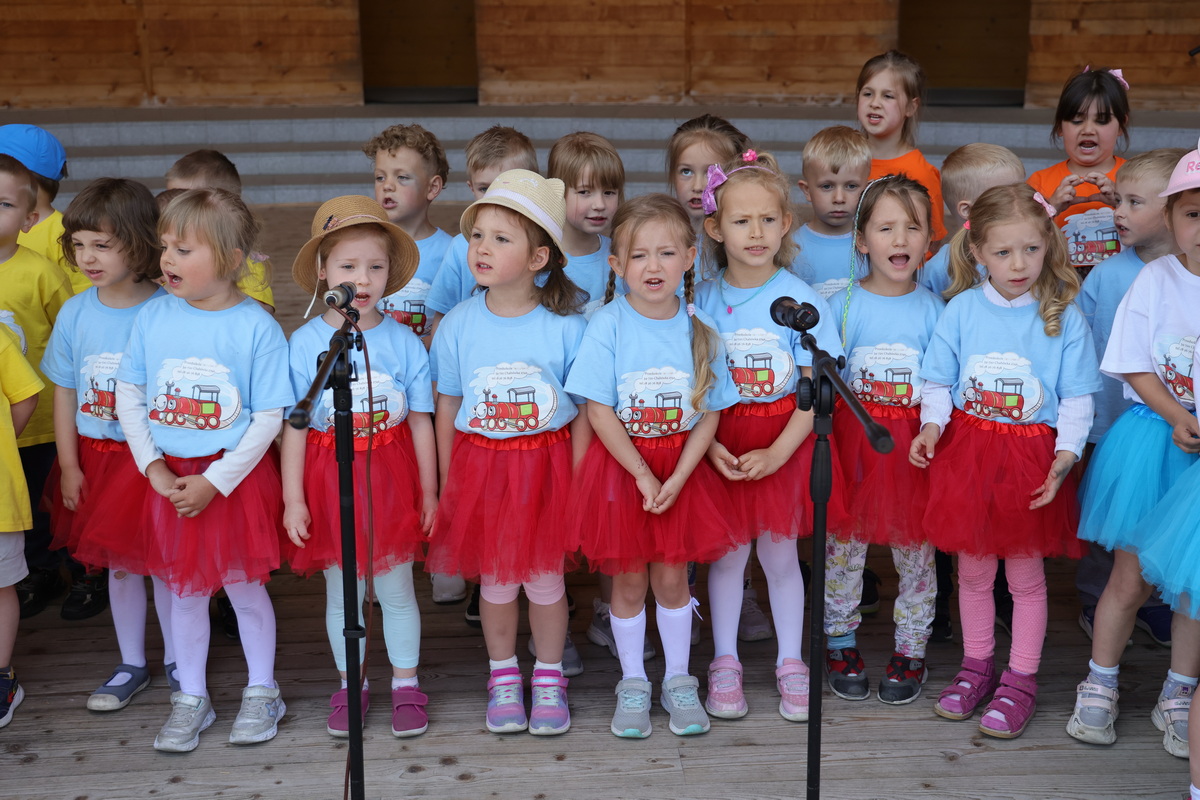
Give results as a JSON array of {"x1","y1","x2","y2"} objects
[
  {"x1": 851, "y1": 366, "x2": 915, "y2": 407},
  {"x1": 381, "y1": 298, "x2": 428, "y2": 336},
  {"x1": 1068, "y1": 227, "x2": 1120, "y2": 267},
  {"x1": 80, "y1": 376, "x2": 118, "y2": 420},
  {"x1": 150, "y1": 381, "x2": 227, "y2": 429},
  {"x1": 729, "y1": 353, "x2": 776, "y2": 397},
  {"x1": 471, "y1": 386, "x2": 541, "y2": 432},
  {"x1": 963, "y1": 376, "x2": 1030, "y2": 420},
  {"x1": 324, "y1": 396, "x2": 392, "y2": 437},
  {"x1": 619, "y1": 391, "x2": 684, "y2": 435},
  {"x1": 1162, "y1": 356, "x2": 1194, "y2": 401}
]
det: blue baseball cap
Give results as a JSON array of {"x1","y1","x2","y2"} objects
[{"x1": 0, "y1": 124, "x2": 67, "y2": 181}]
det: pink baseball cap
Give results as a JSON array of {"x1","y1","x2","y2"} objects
[{"x1": 1160, "y1": 136, "x2": 1200, "y2": 197}]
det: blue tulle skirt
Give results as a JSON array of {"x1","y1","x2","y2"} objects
[
  {"x1": 1135, "y1": 458, "x2": 1200, "y2": 619},
  {"x1": 1077, "y1": 403, "x2": 1198, "y2": 552}
]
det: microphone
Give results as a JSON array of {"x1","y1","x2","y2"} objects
[
  {"x1": 323, "y1": 282, "x2": 359, "y2": 310},
  {"x1": 770, "y1": 296, "x2": 820, "y2": 332}
]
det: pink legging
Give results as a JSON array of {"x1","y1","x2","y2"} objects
[{"x1": 958, "y1": 554, "x2": 1047, "y2": 675}]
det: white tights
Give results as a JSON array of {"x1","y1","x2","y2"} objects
[{"x1": 170, "y1": 581, "x2": 276, "y2": 697}]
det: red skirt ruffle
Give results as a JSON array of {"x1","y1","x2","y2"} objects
[
  {"x1": 288, "y1": 423, "x2": 426, "y2": 578},
  {"x1": 568, "y1": 432, "x2": 739, "y2": 574},
  {"x1": 832, "y1": 401, "x2": 929, "y2": 547},
  {"x1": 716, "y1": 396, "x2": 849, "y2": 543},
  {"x1": 923, "y1": 409, "x2": 1083, "y2": 558},
  {"x1": 143, "y1": 448, "x2": 285, "y2": 596},
  {"x1": 426, "y1": 429, "x2": 574, "y2": 584},
  {"x1": 50, "y1": 437, "x2": 152, "y2": 573}
]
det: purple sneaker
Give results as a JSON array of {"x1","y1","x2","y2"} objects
[
  {"x1": 486, "y1": 668, "x2": 527, "y2": 733},
  {"x1": 529, "y1": 669, "x2": 570, "y2": 735}
]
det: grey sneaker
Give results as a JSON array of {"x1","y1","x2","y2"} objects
[
  {"x1": 88, "y1": 663, "x2": 151, "y2": 711},
  {"x1": 660, "y1": 675, "x2": 710, "y2": 736},
  {"x1": 228, "y1": 685, "x2": 286, "y2": 745},
  {"x1": 526, "y1": 633, "x2": 585, "y2": 678},
  {"x1": 587, "y1": 599, "x2": 656, "y2": 660},
  {"x1": 431, "y1": 573, "x2": 468, "y2": 604},
  {"x1": 611, "y1": 677, "x2": 653, "y2": 738},
  {"x1": 154, "y1": 692, "x2": 216, "y2": 752}
]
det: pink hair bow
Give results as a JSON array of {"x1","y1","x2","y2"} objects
[
  {"x1": 701, "y1": 163, "x2": 729, "y2": 215},
  {"x1": 1032, "y1": 191, "x2": 1057, "y2": 219},
  {"x1": 1083, "y1": 65, "x2": 1130, "y2": 90}
]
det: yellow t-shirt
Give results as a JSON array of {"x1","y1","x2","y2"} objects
[
  {"x1": 239, "y1": 254, "x2": 274, "y2": 309},
  {"x1": 0, "y1": 245, "x2": 72, "y2": 446},
  {"x1": 0, "y1": 327, "x2": 44, "y2": 531},
  {"x1": 17, "y1": 209, "x2": 90, "y2": 295}
]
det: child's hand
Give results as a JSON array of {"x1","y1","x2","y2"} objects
[
  {"x1": 908, "y1": 423, "x2": 941, "y2": 468},
  {"x1": 1083, "y1": 172, "x2": 1117, "y2": 206},
  {"x1": 635, "y1": 472, "x2": 664, "y2": 513},
  {"x1": 1049, "y1": 174, "x2": 1083, "y2": 213},
  {"x1": 59, "y1": 465, "x2": 87, "y2": 511},
  {"x1": 649, "y1": 474, "x2": 684, "y2": 515},
  {"x1": 736, "y1": 447, "x2": 789, "y2": 481},
  {"x1": 283, "y1": 502, "x2": 311, "y2": 548},
  {"x1": 1172, "y1": 417, "x2": 1200, "y2": 455},
  {"x1": 171, "y1": 474, "x2": 218, "y2": 518},
  {"x1": 1029, "y1": 450, "x2": 1077, "y2": 509},
  {"x1": 146, "y1": 460, "x2": 180, "y2": 499},
  {"x1": 706, "y1": 441, "x2": 746, "y2": 481},
  {"x1": 420, "y1": 491, "x2": 438, "y2": 537}
]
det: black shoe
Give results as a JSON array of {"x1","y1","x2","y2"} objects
[
  {"x1": 17, "y1": 568, "x2": 67, "y2": 619},
  {"x1": 858, "y1": 568, "x2": 881, "y2": 615},
  {"x1": 465, "y1": 584, "x2": 482, "y2": 628},
  {"x1": 215, "y1": 595, "x2": 240, "y2": 641},
  {"x1": 60, "y1": 571, "x2": 109, "y2": 621}
]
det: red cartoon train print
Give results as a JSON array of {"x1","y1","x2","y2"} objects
[
  {"x1": 80, "y1": 377, "x2": 118, "y2": 420},
  {"x1": 851, "y1": 366, "x2": 915, "y2": 407},
  {"x1": 619, "y1": 391, "x2": 684, "y2": 435},
  {"x1": 1162, "y1": 356, "x2": 1194, "y2": 400},
  {"x1": 963, "y1": 376, "x2": 1025, "y2": 420},
  {"x1": 729, "y1": 353, "x2": 776, "y2": 397},
  {"x1": 470, "y1": 386, "x2": 540, "y2": 432},
  {"x1": 149, "y1": 381, "x2": 224, "y2": 429},
  {"x1": 1068, "y1": 227, "x2": 1120, "y2": 267},
  {"x1": 382, "y1": 299, "x2": 428, "y2": 336},
  {"x1": 325, "y1": 396, "x2": 391, "y2": 437}
]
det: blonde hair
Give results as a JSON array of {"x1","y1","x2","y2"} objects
[
  {"x1": 314, "y1": 224, "x2": 406, "y2": 296},
  {"x1": 465, "y1": 126, "x2": 538, "y2": 177},
  {"x1": 1118, "y1": 147, "x2": 1189, "y2": 188},
  {"x1": 166, "y1": 150, "x2": 242, "y2": 195},
  {"x1": 941, "y1": 144, "x2": 1026, "y2": 210},
  {"x1": 548, "y1": 131, "x2": 626, "y2": 204},
  {"x1": 704, "y1": 151, "x2": 798, "y2": 275},
  {"x1": 485, "y1": 205, "x2": 584, "y2": 316},
  {"x1": 61, "y1": 178, "x2": 161, "y2": 282},
  {"x1": 362, "y1": 123, "x2": 450, "y2": 184},
  {"x1": 605, "y1": 194, "x2": 718, "y2": 413},
  {"x1": 666, "y1": 114, "x2": 751, "y2": 185},
  {"x1": 947, "y1": 184, "x2": 1077, "y2": 336},
  {"x1": 802, "y1": 126, "x2": 872, "y2": 177},
  {"x1": 158, "y1": 188, "x2": 259, "y2": 282},
  {"x1": 856, "y1": 50, "x2": 926, "y2": 150}
]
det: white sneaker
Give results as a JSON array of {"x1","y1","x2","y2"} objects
[
  {"x1": 228, "y1": 685, "x2": 286, "y2": 745},
  {"x1": 431, "y1": 573, "x2": 468, "y2": 604},
  {"x1": 154, "y1": 692, "x2": 216, "y2": 752}
]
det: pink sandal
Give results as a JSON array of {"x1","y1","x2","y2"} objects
[
  {"x1": 979, "y1": 669, "x2": 1037, "y2": 739},
  {"x1": 933, "y1": 656, "x2": 998, "y2": 720}
]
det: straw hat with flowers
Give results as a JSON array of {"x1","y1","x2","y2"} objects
[{"x1": 292, "y1": 195, "x2": 419, "y2": 298}]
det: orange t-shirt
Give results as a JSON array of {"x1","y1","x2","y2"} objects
[
  {"x1": 1028, "y1": 159, "x2": 1125, "y2": 269},
  {"x1": 870, "y1": 150, "x2": 947, "y2": 242}
]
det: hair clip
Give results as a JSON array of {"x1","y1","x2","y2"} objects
[
  {"x1": 686, "y1": 303, "x2": 696, "y2": 317},
  {"x1": 741, "y1": 149, "x2": 758, "y2": 163},
  {"x1": 1032, "y1": 191, "x2": 1057, "y2": 219},
  {"x1": 1083, "y1": 65, "x2": 1130, "y2": 90},
  {"x1": 963, "y1": 220, "x2": 971, "y2": 230}
]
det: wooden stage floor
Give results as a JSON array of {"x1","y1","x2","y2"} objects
[{"x1": 0, "y1": 554, "x2": 1189, "y2": 800}]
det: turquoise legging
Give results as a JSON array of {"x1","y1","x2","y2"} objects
[{"x1": 324, "y1": 563, "x2": 419, "y2": 671}]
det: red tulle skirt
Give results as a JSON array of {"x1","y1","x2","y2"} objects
[
  {"x1": 426, "y1": 429, "x2": 574, "y2": 584},
  {"x1": 288, "y1": 423, "x2": 426, "y2": 578},
  {"x1": 923, "y1": 409, "x2": 1083, "y2": 558},
  {"x1": 716, "y1": 396, "x2": 848, "y2": 543},
  {"x1": 48, "y1": 437, "x2": 151, "y2": 573},
  {"x1": 143, "y1": 448, "x2": 286, "y2": 596},
  {"x1": 568, "y1": 432, "x2": 739, "y2": 574},
  {"x1": 832, "y1": 400, "x2": 929, "y2": 547}
]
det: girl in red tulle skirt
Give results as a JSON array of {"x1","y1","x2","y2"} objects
[
  {"x1": 564, "y1": 193, "x2": 741, "y2": 737},
  {"x1": 39, "y1": 178, "x2": 173, "y2": 714},
  {"x1": 282, "y1": 196, "x2": 436, "y2": 738}
]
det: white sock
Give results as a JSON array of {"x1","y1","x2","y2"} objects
[
  {"x1": 489, "y1": 655, "x2": 519, "y2": 672},
  {"x1": 1189, "y1": 784, "x2": 1200, "y2": 800},
  {"x1": 392, "y1": 676, "x2": 418, "y2": 689},
  {"x1": 534, "y1": 659, "x2": 563, "y2": 673},
  {"x1": 657, "y1": 601, "x2": 694, "y2": 681},
  {"x1": 610, "y1": 608, "x2": 648, "y2": 681}
]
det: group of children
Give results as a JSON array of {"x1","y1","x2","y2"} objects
[{"x1": 2, "y1": 48, "x2": 1200, "y2": 796}]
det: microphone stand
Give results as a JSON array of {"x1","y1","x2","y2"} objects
[
  {"x1": 288, "y1": 308, "x2": 367, "y2": 800},
  {"x1": 781, "y1": 302, "x2": 892, "y2": 800}
]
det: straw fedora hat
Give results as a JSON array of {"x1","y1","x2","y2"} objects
[
  {"x1": 292, "y1": 195, "x2": 419, "y2": 297},
  {"x1": 459, "y1": 169, "x2": 567, "y2": 258}
]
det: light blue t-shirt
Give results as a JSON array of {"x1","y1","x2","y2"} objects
[
  {"x1": 289, "y1": 315, "x2": 433, "y2": 435},
  {"x1": 431, "y1": 292, "x2": 586, "y2": 438},
  {"x1": 565, "y1": 235, "x2": 611, "y2": 319},
  {"x1": 917, "y1": 245, "x2": 987, "y2": 300},
  {"x1": 41, "y1": 286, "x2": 166, "y2": 442},
  {"x1": 116, "y1": 295, "x2": 294, "y2": 457},
  {"x1": 695, "y1": 269, "x2": 843, "y2": 404},
  {"x1": 1077, "y1": 247, "x2": 1145, "y2": 441},
  {"x1": 566, "y1": 296, "x2": 739, "y2": 437},
  {"x1": 836, "y1": 283, "x2": 944, "y2": 407},
  {"x1": 921, "y1": 287, "x2": 1102, "y2": 427},
  {"x1": 791, "y1": 224, "x2": 859, "y2": 301},
  {"x1": 424, "y1": 233, "x2": 474, "y2": 315},
  {"x1": 378, "y1": 227, "x2": 452, "y2": 338}
]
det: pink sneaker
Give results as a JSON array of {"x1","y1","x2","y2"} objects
[
  {"x1": 391, "y1": 686, "x2": 429, "y2": 737},
  {"x1": 485, "y1": 667, "x2": 527, "y2": 733},
  {"x1": 529, "y1": 669, "x2": 570, "y2": 736},
  {"x1": 327, "y1": 686, "x2": 370, "y2": 737},
  {"x1": 705, "y1": 655, "x2": 748, "y2": 719},
  {"x1": 776, "y1": 659, "x2": 810, "y2": 722}
]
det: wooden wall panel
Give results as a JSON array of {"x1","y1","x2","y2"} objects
[
  {"x1": 1, "y1": 0, "x2": 363, "y2": 108},
  {"x1": 1026, "y1": 0, "x2": 1200, "y2": 110}
]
